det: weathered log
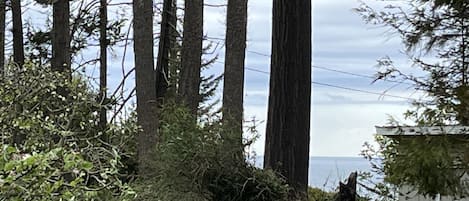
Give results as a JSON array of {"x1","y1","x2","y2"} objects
[{"x1": 336, "y1": 172, "x2": 357, "y2": 201}]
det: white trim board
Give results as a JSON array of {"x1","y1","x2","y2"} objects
[{"x1": 375, "y1": 126, "x2": 469, "y2": 136}]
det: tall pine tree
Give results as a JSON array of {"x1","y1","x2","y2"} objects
[
  {"x1": 264, "y1": 0, "x2": 311, "y2": 199},
  {"x1": 222, "y1": 0, "x2": 248, "y2": 143},
  {"x1": 133, "y1": 0, "x2": 158, "y2": 177},
  {"x1": 52, "y1": 0, "x2": 71, "y2": 75},
  {"x1": 11, "y1": 0, "x2": 24, "y2": 67},
  {"x1": 179, "y1": 0, "x2": 203, "y2": 117}
]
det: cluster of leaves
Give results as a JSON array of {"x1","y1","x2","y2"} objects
[
  {"x1": 307, "y1": 187, "x2": 371, "y2": 201},
  {"x1": 355, "y1": 0, "x2": 469, "y2": 198},
  {"x1": 359, "y1": 136, "x2": 400, "y2": 201},
  {"x1": 355, "y1": 0, "x2": 469, "y2": 125},
  {"x1": 360, "y1": 134, "x2": 469, "y2": 199},
  {"x1": 134, "y1": 103, "x2": 290, "y2": 201},
  {"x1": 25, "y1": 0, "x2": 127, "y2": 66},
  {"x1": 381, "y1": 135, "x2": 469, "y2": 197},
  {"x1": 0, "y1": 145, "x2": 134, "y2": 201},
  {"x1": 307, "y1": 187, "x2": 336, "y2": 201},
  {"x1": 0, "y1": 63, "x2": 136, "y2": 200}
]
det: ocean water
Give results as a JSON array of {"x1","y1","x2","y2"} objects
[
  {"x1": 308, "y1": 157, "x2": 372, "y2": 189},
  {"x1": 253, "y1": 156, "x2": 374, "y2": 190}
]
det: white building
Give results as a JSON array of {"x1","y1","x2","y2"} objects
[{"x1": 376, "y1": 126, "x2": 469, "y2": 201}]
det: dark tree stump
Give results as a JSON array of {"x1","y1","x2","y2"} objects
[{"x1": 336, "y1": 172, "x2": 357, "y2": 201}]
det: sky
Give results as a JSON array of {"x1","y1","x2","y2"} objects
[
  {"x1": 16, "y1": 0, "x2": 424, "y2": 157},
  {"x1": 221, "y1": 0, "x2": 420, "y2": 157},
  {"x1": 102, "y1": 0, "x2": 420, "y2": 157}
]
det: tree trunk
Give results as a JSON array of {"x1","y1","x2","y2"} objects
[
  {"x1": 52, "y1": 0, "x2": 71, "y2": 76},
  {"x1": 155, "y1": 0, "x2": 172, "y2": 100},
  {"x1": 10, "y1": 0, "x2": 26, "y2": 146},
  {"x1": 222, "y1": 0, "x2": 248, "y2": 148},
  {"x1": 133, "y1": 0, "x2": 158, "y2": 178},
  {"x1": 99, "y1": 0, "x2": 108, "y2": 138},
  {"x1": 263, "y1": 0, "x2": 312, "y2": 199},
  {"x1": 179, "y1": 0, "x2": 203, "y2": 117},
  {"x1": 167, "y1": 0, "x2": 179, "y2": 97},
  {"x1": 0, "y1": 0, "x2": 5, "y2": 73},
  {"x1": 11, "y1": 0, "x2": 24, "y2": 67}
]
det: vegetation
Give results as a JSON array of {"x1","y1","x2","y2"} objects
[
  {"x1": 133, "y1": 103, "x2": 290, "y2": 201},
  {"x1": 356, "y1": 0, "x2": 469, "y2": 198},
  {"x1": 0, "y1": 62, "x2": 294, "y2": 201},
  {"x1": 0, "y1": 64, "x2": 134, "y2": 200},
  {"x1": 0, "y1": 0, "x2": 313, "y2": 200}
]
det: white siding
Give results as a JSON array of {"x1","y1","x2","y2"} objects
[{"x1": 399, "y1": 185, "x2": 469, "y2": 201}]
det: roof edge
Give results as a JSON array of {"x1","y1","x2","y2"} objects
[{"x1": 375, "y1": 126, "x2": 469, "y2": 136}]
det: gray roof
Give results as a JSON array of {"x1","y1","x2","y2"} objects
[{"x1": 375, "y1": 126, "x2": 469, "y2": 136}]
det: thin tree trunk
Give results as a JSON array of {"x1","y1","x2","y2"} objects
[
  {"x1": 0, "y1": 0, "x2": 5, "y2": 74},
  {"x1": 155, "y1": 0, "x2": 172, "y2": 100},
  {"x1": 222, "y1": 0, "x2": 248, "y2": 141},
  {"x1": 11, "y1": 0, "x2": 24, "y2": 67},
  {"x1": 10, "y1": 0, "x2": 26, "y2": 145},
  {"x1": 179, "y1": 0, "x2": 203, "y2": 117},
  {"x1": 264, "y1": 0, "x2": 312, "y2": 199},
  {"x1": 167, "y1": 0, "x2": 179, "y2": 96},
  {"x1": 133, "y1": 0, "x2": 158, "y2": 178},
  {"x1": 52, "y1": 0, "x2": 71, "y2": 76},
  {"x1": 99, "y1": 0, "x2": 108, "y2": 138}
]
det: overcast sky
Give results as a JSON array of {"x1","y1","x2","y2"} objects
[
  {"x1": 17, "y1": 0, "x2": 423, "y2": 157},
  {"x1": 222, "y1": 0, "x2": 420, "y2": 157},
  {"x1": 122, "y1": 0, "x2": 422, "y2": 157}
]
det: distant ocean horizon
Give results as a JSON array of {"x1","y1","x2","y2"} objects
[{"x1": 252, "y1": 156, "x2": 375, "y2": 190}]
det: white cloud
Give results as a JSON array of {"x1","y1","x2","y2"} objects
[{"x1": 240, "y1": 0, "x2": 420, "y2": 157}]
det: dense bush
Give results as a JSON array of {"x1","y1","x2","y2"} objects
[
  {"x1": 308, "y1": 187, "x2": 335, "y2": 201},
  {"x1": 307, "y1": 186, "x2": 371, "y2": 201},
  {"x1": 361, "y1": 134, "x2": 469, "y2": 200},
  {"x1": 134, "y1": 103, "x2": 290, "y2": 201},
  {"x1": 379, "y1": 135, "x2": 469, "y2": 197},
  {"x1": 0, "y1": 145, "x2": 134, "y2": 200},
  {"x1": 0, "y1": 64, "x2": 136, "y2": 200}
]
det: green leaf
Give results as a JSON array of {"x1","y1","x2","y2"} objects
[
  {"x1": 4, "y1": 162, "x2": 15, "y2": 172},
  {"x1": 24, "y1": 156, "x2": 36, "y2": 167},
  {"x1": 5, "y1": 146, "x2": 16, "y2": 154},
  {"x1": 81, "y1": 161, "x2": 93, "y2": 170}
]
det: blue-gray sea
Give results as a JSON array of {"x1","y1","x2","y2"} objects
[{"x1": 253, "y1": 156, "x2": 374, "y2": 190}]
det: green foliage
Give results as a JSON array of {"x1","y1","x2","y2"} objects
[
  {"x1": 25, "y1": 1, "x2": 127, "y2": 66},
  {"x1": 380, "y1": 135, "x2": 469, "y2": 197},
  {"x1": 360, "y1": 137, "x2": 404, "y2": 201},
  {"x1": 134, "y1": 103, "x2": 290, "y2": 201},
  {"x1": 307, "y1": 187, "x2": 370, "y2": 201},
  {"x1": 355, "y1": 0, "x2": 469, "y2": 198},
  {"x1": 355, "y1": 0, "x2": 469, "y2": 125},
  {"x1": 360, "y1": 134, "x2": 469, "y2": 199},
  {"x1": 0, "y1": 63, "x2": 136, "y2": 200},
  {"x1": 308, "y1": 187, "x2": 335, "y2": 201},
  {"x1": 0, "y1": 145, "x2": 134, "y2": 201}
]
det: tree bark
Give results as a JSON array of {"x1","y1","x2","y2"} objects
[
  {"x1": 336, "y1": 172, "x2": 357, "y2": 201},
  {"x1": 155, "y1": 0, "x2": 172, "y2": 100},
  {"x1": 222, "y1": 0, "x2": 248, "y2": 146},
  {"x1": 263, "y1": 0, "x2": 312, "y2": 199},
  {"x1": 167, "y1": 0, "x2": 179, "y2": 97},
  {"x1": 133, "y1": 0, "x2": 158, "y2": 178},
  {"x1": 0, "y1": 0, "x2": 5, "y2": 73},
  {"x1": 99, "y1": 0, "x2": 108, "y2": 139},
  {"x1": 11, "y1": 0, "x2": 24, "y2": 67},
  {"x1": 52, "y1": 0, "x2": 71, "y2": 76},
  {"x1": 179, "y1": 0, "x2": 203, "y2": 117}
]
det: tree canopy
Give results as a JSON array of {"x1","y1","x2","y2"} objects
[{"x1": 356, "y1": 0, "x2": 469, "y2": 198}]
